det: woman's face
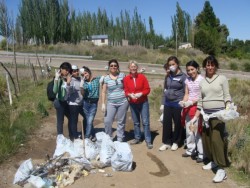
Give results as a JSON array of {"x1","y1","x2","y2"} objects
[
  {"x1": 129, "y1": 63, "x2": 138, "y2": 74},
  {"x1": 83, "y1": 71, "x2": 90, "y2": 80},
  {"x1": 72, "y1": 69, "x2": 79, "y2": 77},
  {"x1": 186, "y1": 66, "x2": 198, "y2": 80},
  {"x1": 168, "y1": 60, "x2": 178, "y2": 73},
  {"x1": 109, "y1": 62, "x2": 118, "y2": 73},
  {"x1": 60, "y1": 68, "x2": 69, "y2": 77},
  {"x1": 205, "y1": 62, "x2": 216, "y2": 77}
]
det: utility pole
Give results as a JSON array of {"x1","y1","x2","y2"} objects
[{"x1": 175, "y1": 21, "x2": 178, "y2": 57}]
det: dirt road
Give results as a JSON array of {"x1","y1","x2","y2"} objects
[{"x1": 0, "y1": 99, "x2": 239, "y2": 188}]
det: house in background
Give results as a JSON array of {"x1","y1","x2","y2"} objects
[
  {"x1": 178, "y1": 42, "x2": 192, "y2": 49},
  {"x1": 91, "y1": 35, "x2": 108, "y2": 46}
]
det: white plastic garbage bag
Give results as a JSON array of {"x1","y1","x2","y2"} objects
[
  {"x1": 99, "y1": 134, "x2": 115, "y2": 166},
  {"x1": 111, "y1": 141, "x2": 133, "y2": 172},
  {"x1": 13, "y1": 158, "x2": 33, "y2": 184},
  {"x1": 85, "y1": 138, "x2": 100, "y2": 160},
  {"x1": 200, "y1": 103, "x2": 239, "y2": 125},
  {"x1": 27, "y1": 175, "x2": 45, "y2": 188},
  {"x1": 53, "y1": 134, "x2": 76, "y2": 158},
  {"x1": 73, "y1": 138, "x2": 85, "y2": 157}
]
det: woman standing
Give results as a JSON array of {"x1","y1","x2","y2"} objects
[
  {"x1": 191, "y1": 55, "x2": 231, "y2": 183},
  {"x1": 80, "y1": 66, "x2": 102, "y2": 141},
  {"x1": 66, "y1": 65, "x2": 83, "y2": 140},
  {"x1": 179, "y1": 61, "x2": 204, "y2": 162},
  {"x1": 159, "y1": 56, "x2": 187, "y2": 151},
  {"x1": 53, "y1": 62, "x2": 72, "y2": 137},
  {"x1": 123, "y1": 60, "x2": 153, "y2": 149},
  {"x1": 101, "y1": 59, "x2": 129, "y2": 142}
]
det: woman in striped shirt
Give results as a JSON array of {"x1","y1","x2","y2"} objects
[
  {"x1": 179, "y1": 60, "x2": 204, "y2": 162},
  {"x1": 101, "y1": 59, "x2": 129, "y2": 142}
]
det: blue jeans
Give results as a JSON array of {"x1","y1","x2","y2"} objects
[
  {"x1": 53, "y1": 99, "x2": 70, "y2": 136},
  {"x1": 129, "y1": 101, "x2": 151, "y2": 144},
  {"x1": 83, "y1": 100, "x2": 98, "y2": 138}
]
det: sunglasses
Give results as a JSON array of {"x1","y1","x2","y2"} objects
[
  {"x1": 72, "y1": 70, "x2": 79, "y2": 72},
  {"x1": 110, "y1": 64, "x2": 118, "y2": 68}
]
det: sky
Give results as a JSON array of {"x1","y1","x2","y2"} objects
[{"x1": 5, "y1": 0, "x2": 250, "y2": 41}]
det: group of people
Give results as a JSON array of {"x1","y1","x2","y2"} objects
[
  {"x1": 159, "y1": 55, "x2": 231, "y2": 183},
  {"x1": 52, "y1": 55, "x2": 231, "y2": 183},
  {"x1": 52, "y1": 59, "x2": 153, "y2": 149}
]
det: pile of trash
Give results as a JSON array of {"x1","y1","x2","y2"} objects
[{"x1": 13, "y1": 132, "x2": 133, "y2": 188}]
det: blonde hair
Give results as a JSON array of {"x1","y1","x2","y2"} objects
[{"x1": 128, "y1": 60, "x2": 139, "y2": 69}]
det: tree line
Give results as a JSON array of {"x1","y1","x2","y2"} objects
[{"x1": 0, "y1": 0, "x2": 249, "y2": 58}]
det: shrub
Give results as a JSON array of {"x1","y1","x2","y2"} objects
[
  {"x1": 243, "y1": 62, "x2": 250, "y2": 72},
  {"x1": 230, "y1": 62, "x2": 238, "y2": 70}
]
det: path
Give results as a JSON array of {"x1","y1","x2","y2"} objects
[{"x1": 0, "y1": 100, "x2": 239, "y2": 188}]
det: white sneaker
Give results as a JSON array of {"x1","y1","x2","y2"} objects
[
  {"x1": 202, "y1": 161, "x2": 218, "y2": 170},
  {"x1": 159, "y1": 144, "x2": 171, "y2": 151},
  {"x1": 213, "y1": 169, "x2": 227, "y2": 183},
  {"x1": 171, "y1": 143, "x2": 178, "y2": 151}
]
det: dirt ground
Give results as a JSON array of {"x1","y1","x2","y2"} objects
[{"x1": 0, "y1": 99, "x2": 241, "y2": 188}]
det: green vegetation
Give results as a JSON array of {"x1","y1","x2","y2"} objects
[{"x1": 0, "y1": 78, "x2": 52, "y2": 163}]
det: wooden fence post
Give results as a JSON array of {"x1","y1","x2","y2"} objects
[{"x1": 6, "y1": 73, "x2": 13, "y2": 105}]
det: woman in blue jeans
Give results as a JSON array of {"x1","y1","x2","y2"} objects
[
  {"x1": 123, "y1": 60, "x2": 153, "y2": 149},
  {"x1": 80, "y1": 66, "x2": 102, "y2": 141}
]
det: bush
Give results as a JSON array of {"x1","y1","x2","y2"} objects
[
  {"x1": 0, "y1": 38, "x2": 7, "y2": 50},
  {"x1": 230, "y1": 62, "x2": 238, "y2": 70},
  {"x1": 243, "y1": 62, "x2": 250, "y2": 72}
]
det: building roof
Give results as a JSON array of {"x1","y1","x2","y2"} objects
[{"x1": 91, "y1": 35, "x2": 108, "y2": 40}]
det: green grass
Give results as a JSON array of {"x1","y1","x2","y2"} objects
[{"x1": 0, "y1": 79, "x2": 52, "y2": 163}]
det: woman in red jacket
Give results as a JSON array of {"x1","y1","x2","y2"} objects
[{"x1": 123, "y1": 60, "x2": 153, "y2": 149}]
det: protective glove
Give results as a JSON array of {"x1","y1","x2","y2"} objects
[
  {"x1": 128, "y1": 93, "x2": 137, "y2": 99},
  {"x1": 55, "y1": 70, "x2": 61, "y2": 80},
  {"x1": 184, "y1": 100, "x2": 193, "y2": 108},
  {"x1": 99, "y1": 75, "x2": 105, "y2": 85},
  {"x1": 101, "y1": 103, "x2": 106, "y2": 113},
  {"x1": 80, "y1": 77, "x2": 85, "y2": 88},
  {"x1": 160, "y1": 105, "x2": 164, "y2": 112},
  {"x1": 79, "y1": 68, "x2": 85, "y2": 74},
  {"x1": 225, "y1": 102, "x2": 231, "y2": 110},
  {"x1": 134, "y1": 92, "x2": 143, "y2": 98},
  {"x1": 178, "y1": 101, "x2": 185, "y2": 107}
]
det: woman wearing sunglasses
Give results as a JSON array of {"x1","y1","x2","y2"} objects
[{"x1": 101, "y1": 59, "x2": 128, "y2": 142}]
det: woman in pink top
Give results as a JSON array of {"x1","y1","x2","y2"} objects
[{"x1": 179, "y1": 60, "x2": 204, "y2": 162}]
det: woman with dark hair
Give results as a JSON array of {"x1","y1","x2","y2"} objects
[
  {"x1": 80, "y1": 66, "x2": 102, "y2": 141},
  {"x1": 101, "y1": 59, "x2": 128, "y2": 141},
  {"x1": 66, "y1": 65, "x2": 84, "y2": 140},
  {"x1": 179, "y1": 60, "x2": 204, "y2": 162},
  {"x1": 191, "y1": 55, "x2": 231, "y2": 183},
  {"x1": 159, "y1": 56, "x2": 187, "y2": 151},
  {"x1": 53, "y1": 62, "x2": 72, "y2": 137}
]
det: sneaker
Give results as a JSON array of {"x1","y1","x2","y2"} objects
[
  {"x1": 91, "y1": 137, "x2": 97, "y2": 142},
  {"x1": 202, "y1": 161, "x2": 218, "y2": 170},
  {"x1": 130, "y1": 139, "x2": 141, "y2": 145},
  {"x1": 182, "y1": 153, "x2": 190, "y2": 157},
  {"x1": 146, "y1": 143, "x2": 153, "y2": 149},
  {"x1": 171, "y1": 143, "x2": 178, "y2": 151},
  {"x1": 213, "y1": 169, "x2": 227, "y2": 183},
  {"x1": 159, "y1": 144, "x2": 171, "y2": 151}
]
